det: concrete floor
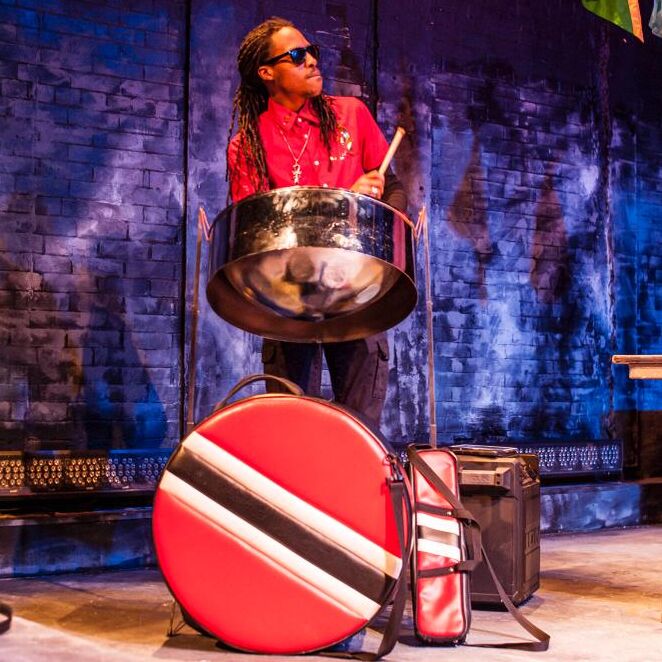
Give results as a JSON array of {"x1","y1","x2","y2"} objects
[{"x1": 0, "y1": 526, "x2": 660, "y2": 662}]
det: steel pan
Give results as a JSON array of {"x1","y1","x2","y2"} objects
[{"x1": 206, "y1": 186, "x2": 416, "y2": 342}]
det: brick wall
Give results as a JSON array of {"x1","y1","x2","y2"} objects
[
  {"x1": 0, "y1": 0, "x2": 187, "y2": 450},
  {"x1": 373, "y1": 0, "x2": 662, "y2": 472},
  {"x1": 609, "y1": 20, "x2": 662, "y2": 475},
  {"x1": 1, "y1": 1, "x2": 660, "y2": 475}
]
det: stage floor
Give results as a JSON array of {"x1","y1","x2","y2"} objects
[{"x1": 0, "y1": 526, "x2": 660, "y2": 661}]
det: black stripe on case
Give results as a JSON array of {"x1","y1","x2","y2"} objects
[{"x1": 167, "y1": 448, "x2": 392, "y2": 604}]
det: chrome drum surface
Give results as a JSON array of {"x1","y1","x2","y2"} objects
[{"x1": 206, "y1": 186, "x2": 416, "y2": 342}]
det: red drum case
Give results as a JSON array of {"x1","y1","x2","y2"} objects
[{"x1": 153, "y1": 388, "x2": 407, "y2": 654}]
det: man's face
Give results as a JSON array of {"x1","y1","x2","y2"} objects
[{"x1": 258, "y1": 27, "x2": 323, "y2": 106}]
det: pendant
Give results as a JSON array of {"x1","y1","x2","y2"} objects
[{"x1": 292, "y1": 163, "x2": 302, "y2": 185}]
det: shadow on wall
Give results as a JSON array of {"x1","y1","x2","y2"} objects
[
  {"x1": 446, "y1": 134, "x2": 493, "y2": 302},
  {"x1": 530, "y1": 168, "x2": 571, "y2": 303},
  {"x1": 372, "y1": 63, "x2": 430, "y2": 445},
  {"x1": 525, "y1": 168, "x2": 586, "y2": 438},
  {"x1": 186, "y1": 1, "x2": 264, "y2": 422},
  {"x1": 0, "y1": 241, "x2": 64, "y2": 448},
  {"x1": 322, "y1": 2, "x2": 371, "y2": 98},
  {"x1": 0, "y1": 226, "x2": 168, "y2": 450},
  {"x1": 72, "y1": 304, "x2": 167, "y2": 451}
]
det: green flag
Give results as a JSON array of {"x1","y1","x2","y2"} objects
[{"x1": 582, "y1": 0, "x2": 644, "y2": 41}]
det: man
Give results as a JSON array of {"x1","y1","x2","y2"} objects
[{"x1": 227, "y1": 17, "x2": 407, "y2": 428}]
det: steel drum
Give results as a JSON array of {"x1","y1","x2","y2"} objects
[{"x1": 206, "y1": 187, "x2": 416, "y2": 342}]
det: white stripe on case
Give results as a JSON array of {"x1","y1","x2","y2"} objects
[
  {"x1": 160, "y1": 471, "x2": 380, "y2": 621},
  {"x1": 183, "y1": 431, "x2": 402, "y2": 579}
]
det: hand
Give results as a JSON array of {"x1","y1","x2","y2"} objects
[{"x1": 350, "y1": 170, "x2": 385, "y2": 198}]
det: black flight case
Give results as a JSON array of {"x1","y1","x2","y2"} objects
[{"x1": 450, "y1": 445, "x2": 541, "y2": 607}]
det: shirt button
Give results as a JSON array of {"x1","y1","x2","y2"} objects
[
  {"x1": 297, "y1": 118, "x2": 302, "y2": 123},
  {"x1": 313, "y1": 160, "x2": 319, "y2": 166},
  {"x1": 322, "y1": 183, "x2": 328, "y2": 187}
]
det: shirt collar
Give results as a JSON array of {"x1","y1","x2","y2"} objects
[{"x1": 266, "y1": 98, "x2": 320, "y2": 131}]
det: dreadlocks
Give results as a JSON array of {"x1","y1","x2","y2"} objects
[{"x1": 226, "y1": 17, "x2": 338, "y2": 193}]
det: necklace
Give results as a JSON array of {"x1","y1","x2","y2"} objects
[{"x1": 278, "y1": 127, "x2": 311, "y2": 185}]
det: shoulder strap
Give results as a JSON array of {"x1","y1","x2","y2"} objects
[
  {"x1": 407, "y1": 447, "x2": 481, "y2": 569},
  {"x1": 407, "y1": 446, "x2": 550, "y2": 652},
  {"x1": 323, "y1": 466, "x2": 413, "y2": 660},
  {"x1": 470, "y1": 546, "x2": 549, "y2": 651}
]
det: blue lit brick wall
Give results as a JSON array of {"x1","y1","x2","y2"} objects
[
  {"x1": 0, "y1": 1, "x2": 660, "y2": 476},
  {"x1": 609, "y1": 25, "x2": 662, "y2": 475},
  {"x1": 0, "y1": 0, "x2": 187, "y2": 450},
  {"x1": 374, "y1": 1, "x2": 662, "y2": 476},
  {"x1": 377, "y1": 0, "x2": 613, "y2": 444}
]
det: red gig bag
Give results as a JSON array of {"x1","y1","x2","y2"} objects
[
  {"x1": 407, "y1": 446, "x2": 481, "y2": 644},
  {"x1": 407, "y1": 445, "x2": 550, "y2": 652}
]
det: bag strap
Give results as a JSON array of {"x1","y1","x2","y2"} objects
[
  {"x1": 407, "y1": 446, "x2": 550, "y2": 652},
  {"x1": 470, "y1": 545, "x2": 550, "y2": 651},
  {"x1": 323, "y1": 462, "x2": 413, "y2": 661},
  {"x1": 0, "y1": 601, "x2": 11, "y2": 635},
  {"x1": 407, "y1": 447, "x2": 481, "y2": 570},
  {"x1": 215, "y1": 373, "x2": 303, "y2": 409}
]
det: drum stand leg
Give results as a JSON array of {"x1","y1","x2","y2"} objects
[
  {"x1": 185, "y1": 208, "x2": 211, "y2": 435},
  {"x1": 417, "y1": 206, "x2": 437, "y2": 447},
  {"x1": 167, "y1": 599, "x2": 186, "y2": 637},
  {"x1": 168, "y1": 209, "x2": 211, "y2": 639}
]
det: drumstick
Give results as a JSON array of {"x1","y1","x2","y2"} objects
[{"x1": 378, "y1": 127, "x2": 406, "y2": 176}]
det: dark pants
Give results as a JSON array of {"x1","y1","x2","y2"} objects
[{"x1": 262, "y1": 333, "x2": 390, "y2": 428}]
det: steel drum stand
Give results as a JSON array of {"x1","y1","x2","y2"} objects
[
  {"x1": 167, "y1": 207, "x2": 210, "y2": 638},
  {"x1": 416, "y1": 206, "x2": 437, "y2": 448},
  {"x1": 185, "y1": 207, "x2": 211, "y2": 435}
]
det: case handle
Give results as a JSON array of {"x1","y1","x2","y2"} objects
[{"x1": 216, "y1": 373, "x2": 304, "y2": 410}]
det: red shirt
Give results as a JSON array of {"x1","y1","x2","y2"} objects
[{"x1": 228, "y1": 96, "x2": 389, "y2": 202}]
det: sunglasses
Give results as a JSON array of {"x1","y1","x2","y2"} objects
[{"x1": 263, "y1": 44, "x2": 320, "y2": 66}]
